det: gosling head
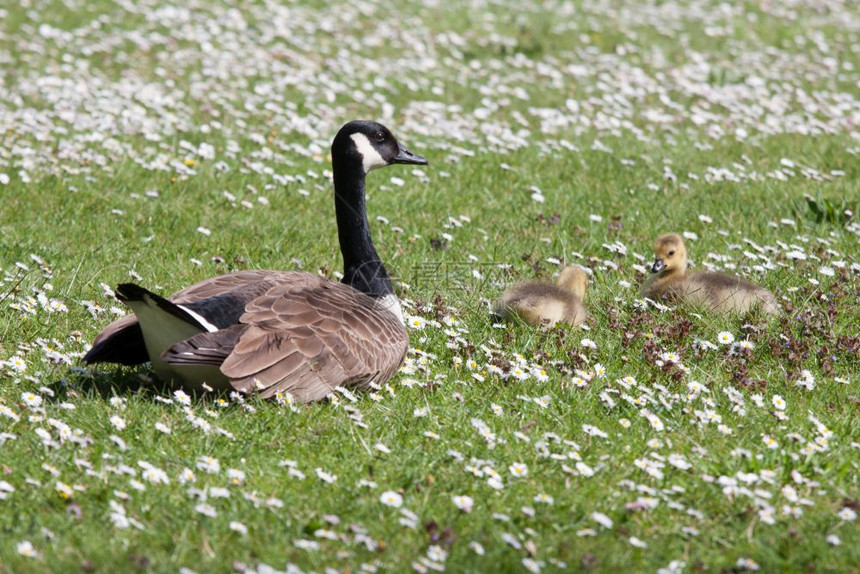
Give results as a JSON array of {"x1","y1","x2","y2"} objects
[
  {"x1": 556, "y1": 266, "x2": 589, "y2": 299},
  {"x1": 650, "y1": 233, "x2": 688, "y2": 274},
  {"x1": 332, "y1": 120, "x2": 428, "y2": 174}
]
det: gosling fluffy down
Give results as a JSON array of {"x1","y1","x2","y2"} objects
[
  {"x1": 495, "y1": 266, "x2": 589, "y2": 326},
  {"x1": 641, "y1": 233, "x2": 779, "y2": 315}
]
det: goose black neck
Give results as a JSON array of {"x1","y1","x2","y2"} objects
[{"x1": 333, "y1": 161, "x2": 394, "y2": 298}]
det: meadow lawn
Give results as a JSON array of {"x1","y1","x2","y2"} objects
[{"x1": 0, "y1": 0, "x2": 859, "y2": 572}]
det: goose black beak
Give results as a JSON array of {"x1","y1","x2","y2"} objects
[
  {"x1": 651, "y1": 258, "x2": 666, "y2": 273},
  {"x1": 392, "y1": 144, "x2": 428, "y2": 166}
]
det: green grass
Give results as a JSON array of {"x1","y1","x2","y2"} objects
[{"x1": 1, "y1": 0, "x2": 859, "y2": 572}]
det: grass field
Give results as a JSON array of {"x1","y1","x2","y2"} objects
[{"x1": 1, "y1": 0, "x2": 859, "y2": 572}]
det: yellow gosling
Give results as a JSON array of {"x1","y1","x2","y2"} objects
[
  {"x1": 641, "y1": 233, "x2": 778, "y2": 315},
  {"x1": 495, "y1": 266, "x2": 589, "y2": 326}
]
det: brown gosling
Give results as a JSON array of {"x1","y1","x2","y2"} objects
[
  {"x1": 495, "y1": 266, "x2": 589, "y2": 326},
  {"x1": 641, "y1": 233, "x2": 779, "y2": 315}
]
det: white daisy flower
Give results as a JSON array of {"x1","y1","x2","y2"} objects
[
  {"x1": 717, "y1": 331, "x2": 735, "y2": 345},
  {"x1": 380, "y1": 491, "x2": 403, "y2": 508},
  {"x1": 509, "y1": 462, "x2": 528, "y2": 478}
]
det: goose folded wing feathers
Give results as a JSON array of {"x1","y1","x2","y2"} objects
[
  {"x1": 161, "y1": 280, "x2": 408, "y2": 403},
  {"x1": 162, "y1": 324, "x2": 245, "y2": 367}
]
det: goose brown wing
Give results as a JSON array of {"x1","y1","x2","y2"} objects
[
  {"x1": 84, "y1": 270, "x2": 294, "y2": 365},
  {"x1": 168, "y1": 279, "x2": 408, "y2": 403}
]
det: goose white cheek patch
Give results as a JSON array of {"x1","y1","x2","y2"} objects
[{"x1": 350, "y1": 133, "x2": 387, "y2": 173}]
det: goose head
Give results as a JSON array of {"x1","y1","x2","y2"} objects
[
  {"x1": 330, "y1": 121, "x2": 427, "y2": 305},
  {"x1": 557, "y1": 265, "x2": 589, "y2": 299},
  {"x1": 332, "y1": 120, "x2": 427, "y2": 174},
  {"x1": 650, "y1": 233, "x2": 687, "y2": 274}
]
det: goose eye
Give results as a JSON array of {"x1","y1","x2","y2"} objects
[
  {"x1": 375, "y1": 132, "x2": 385, "y2": 142},
  {"x1": 667, "y1": 250, "x2": 675, "y2": 256}
]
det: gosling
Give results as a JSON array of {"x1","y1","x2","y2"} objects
[
  {"x1": 495, "y1": 266, "x2": 589, "y2": 327},
  {"x1": 641, "y1": 233, "x2": 779, "y2": 315}
]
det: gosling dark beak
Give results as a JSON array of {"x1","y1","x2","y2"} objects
[
  {"x1": 392, "y1": 144, "x2": 428, "y2": 166},
  {"x1": 651, "y1": 259, "x2": 666, "y2": 273}
]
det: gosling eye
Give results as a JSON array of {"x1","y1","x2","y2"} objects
[
  {"x1": 375, "y1": 132, "x2": 385, "y2": 142},
  {"x1": 667, "y1": 250, "x2": 675, "y2": 257}
]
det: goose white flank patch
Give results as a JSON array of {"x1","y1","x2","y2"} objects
[
  {"x1": 641, "y1": 233, "x2": 779, "y2": 315},
  {"x1": 495, "y1": 266, "x2": 590, "y2": 327},
  {"x1": 84, "y1": 121, "x2": 428, "y2": 402}
]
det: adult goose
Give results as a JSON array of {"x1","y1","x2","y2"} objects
[
  {"x1": 84, "y1": 121, "x2": 427, "y2": 402},
  {"x1": 495, "y1": 266, "x2": 589, "y2": 327},
  {"x1": 641, "y1": 233, "x2": 779, "y2": 315}
]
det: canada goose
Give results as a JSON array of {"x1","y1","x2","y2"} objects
[
  {"x1": 641, "y1": 233, "x2": 779, "y2": 314},
  {"x1": 495, "y1": 266, "x2": 589, "y2": 326},
  {"x1": 84, "y1": 121, "x2": 428, "y2": 402}
]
